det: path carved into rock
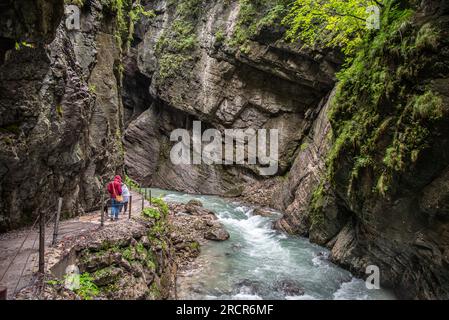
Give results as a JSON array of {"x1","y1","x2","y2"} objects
[{"x1": 0, "y1": 191, "x2": 150, "y2": 299}]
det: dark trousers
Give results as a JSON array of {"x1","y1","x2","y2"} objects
[{"x1": 122, "y1": 201, "x2": 128, "y2": 213}]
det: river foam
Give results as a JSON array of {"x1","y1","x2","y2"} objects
[{"x1": 151, "y1": 188, "x2": 396, "y2": 300}]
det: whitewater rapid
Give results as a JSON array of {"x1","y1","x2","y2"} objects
[{"x1": 149, "y1": 188, "x2": 395, "y2": 300}]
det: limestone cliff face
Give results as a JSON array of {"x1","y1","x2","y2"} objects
[
  {"x1": 324, "y1": 0, "x2": 449, "y2": 299},
  {"x1": 0, "y1": 0, "x2": 124, "y2": 231},
  {"x1": 123, "y1": 0, "x2": 340, "y2": 194},
  {"x1": 275, "y1": 0, "x2": 449, "y2": 299},
  {"x1": 274, "y1": 90, "x2": 340, "y2": 238},
  {"x1": 0, "y1": 0, "x2": 63, "y2": 58}
]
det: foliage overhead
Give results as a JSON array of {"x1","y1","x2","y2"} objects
[{"x1": 283, "y1": 0, "x2": 384, "y2": 55}]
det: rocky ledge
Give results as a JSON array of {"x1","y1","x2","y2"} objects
[
  {"x1": 15, "y1": 198, "x2": 229, "y2": 300},
  {"x1": 168, "y1": 200, "x2": 230, "y2": 271}
]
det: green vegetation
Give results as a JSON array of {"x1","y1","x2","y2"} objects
[
  {"x1": 142, "y1": 207, "x2": 161, "y2": 220},
  {"x1": 1, "y1": 137, "x2": 12, "y2": 145},
  {"x1": 300, "y1": 141, "x2": 309, "y2": 152},
  {"x1": 136, "y1": 242, "x2": 146, "y2": 256},
  {"x1": 45, "y1": 279, "x2": 61, "y2": 286},
  {"x1": 127, "y1": 1, "x2": 156, "y2": 49},
  {"x1": 142, "y1": 197, "x2": 168, "y2": 219},
  {"x1": 148, "y1": 282, "x2": 162, "y2": 299},
  {"x1": 284, "y1": 0, "x2": 384, "y2": 56},
  {"x1": 124, "y1": 174, "x2": 139, "y2": 190},
  {"x1": 322, "y1": 0, "x2": 446, "y2": 201},
  {"x1": 94, "y1": 267, "x2": 119, "y2": 282},
  {"x1": 148, "y1": 219, "x2": 168, "y2": 238},
  {"x1": 122, "y1": 247, "x2": 135, "y2": 261},
  {"x1": 114, "y1": 127, "x2": 125, "y2": 158},
  {"x1": 156, "y1": 20, "x2": 197, "y2": 53},
  {"x1": 95, "y1": 0, "x2": 154, "y2": 83},
  {"x1": 411, "y1": 91, "x2": 444, "y2": 121},
  {"x1": 157, "y1": 53, "x2": 190, "y2": 79},
  {"x1": 56, "y1": 105, "x2": 64, "y2": 118},
  {"x1": 150, "y1": 197, "x2": 169, "y2": 216},
  {"x1": 88, "y1": 84, "x2": 96, "y2": 93},
  {"x1": 101, "y1": 0, "x2": 131, "y2": 50},
  {"x1": 214, "y1": 29, "x2": 226, "y2": 43},
  {"x1": 146, "y1": 259, "x2": 156, "y2": 271},
  {"x1": 74, "y1": 273, "x2": 100, "y2": 300},
  {"x1": 14, "y1": 41, "x2": 34, "y2": 50},
  {"x1": 309, "y1": 182, "x2": 325, "y2": 227},
  {"x1": 0, "y1": 124, "x2": 20, "y2": 134},
  {"x1": 189, "y1": 241, "x2": 200, "y2": 251},
  {"x1": 154, "y1": 0, "x2": 202, "y2": 79},
  {"x1": 415, "y1": 23, "x2": 439, "y2": 51},
  {"x1": 227, "y1": 0, "x2": 290, "y2": 52}
]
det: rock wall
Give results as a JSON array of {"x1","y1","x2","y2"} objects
[
  {"x1": 123, "y1": 0, "x2": 341, "y2": 194},
  {"x1": 0, "y1": 0, "x2": 125, "y2": 232},
  {"x1": 275, "y1": 0, "x2": 449, "y2": 299}
]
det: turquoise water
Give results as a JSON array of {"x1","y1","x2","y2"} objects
[{"x1": 150, "y1": 188, "x2": 396, "y2": 300}]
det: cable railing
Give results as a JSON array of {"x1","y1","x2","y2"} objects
[
  {"x1": 0, "y1": 178, "x2": 153, "y2": 300},
  {"x1": 0, "y1": 198, "x2": 62, "y2": 299}
]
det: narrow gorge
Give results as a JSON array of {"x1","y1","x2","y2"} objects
[{"x1": 1, "y1": 0, "x2": 448, "y2": 300}]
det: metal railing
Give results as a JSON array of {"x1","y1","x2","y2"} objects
[
  {"x1": 0, "y1": 197, "x2": 63, "y2": 300},
  {"x1": 0, "y1": 181, "x2": 153, "y2": 300},
  {"x1": 100, "y1": 195, "x2": 134, "y2": 226}
]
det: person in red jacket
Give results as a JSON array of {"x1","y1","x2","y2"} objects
[{"x1": 107, "y1": 175, "x2": 123, "y2": 221}]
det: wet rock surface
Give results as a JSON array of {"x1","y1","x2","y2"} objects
[
  {"x1": 274, "y1": 280, "x2": 305, "y2": 296},
  {"x1": 15, "y1": 215, "x2": 177, "y2": 300},
  {"x1": 14, "y1": 196, "x2": 227, "y2": 299},
  {"x1": 12, "y1": 195, "x2": 231, "y2": 300},
  {"x1": 204, "y1": 227, "x2": 230, "y2": 241},
  {"x1": 169, "y1": 201, "x2": 229, "y2": 245},
  {"x1": 0, "y1": 0, "x2": 64, "y2": 47},
  {"x1": 239, "y1": 0, "x2": 449, "y2": 300},
  {"x1": 0, "y1": 0, "x2": 124, "y2": 232},
  {"x1": 123, "y1": 0, "x2": 339, "y2": 194},
  {"x1": 231, "y1": 278, "x2": 305, "y2": 298}
]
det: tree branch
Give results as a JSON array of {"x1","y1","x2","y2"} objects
[{"x1": 329, "y1": 10, "x2": 366, "y2": 22}]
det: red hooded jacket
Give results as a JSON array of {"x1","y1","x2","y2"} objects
[{"x1": 107, "y1": 175, "x2": 122, "y2": 199}]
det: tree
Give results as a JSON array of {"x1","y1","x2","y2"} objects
[{"x1": 283, "y1": 0, "x2": 383, "y2": 55}]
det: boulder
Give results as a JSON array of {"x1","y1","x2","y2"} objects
[
  {"x1": 204, "y1": 225, "x2": 230, "y2": 241},
  {"x1": 187, "y1": 199, "x2": 203, "y2": 207},
  {"x1": 253, "y1": 207, "x2": 277, "y2": 218},
  {"x1": 275, "y1": 280, "x2": 305, "y2": 296}
]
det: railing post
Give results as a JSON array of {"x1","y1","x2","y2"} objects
[
  {"x1": 149, "y1": 189, "x2": 152, "y2": 205},
  {"x1": 0, "y1": 285, "x2": 6, "y2": 300},
  {"x1": 145, "y1": 188, "x2": 147, "y2": 200},
  {"x1": 141, "y1": 189, "x2": 144, "y2": 211},
  {"x1": 129, "y1": 195, "x2": 132, "y2": 219},
  {"x1": 38, "y1": 212, "x2": 45, "y2": 274},
  {"x1": 52, "y1": 197, "x2": 63, "y2": 246},
  {"x1": 100, "y1": 192, "x2": 105, "y2": 227}
]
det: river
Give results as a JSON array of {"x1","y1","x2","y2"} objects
[{"x1": 149, "y1": 188, "x2": 395, "y2": 300}]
